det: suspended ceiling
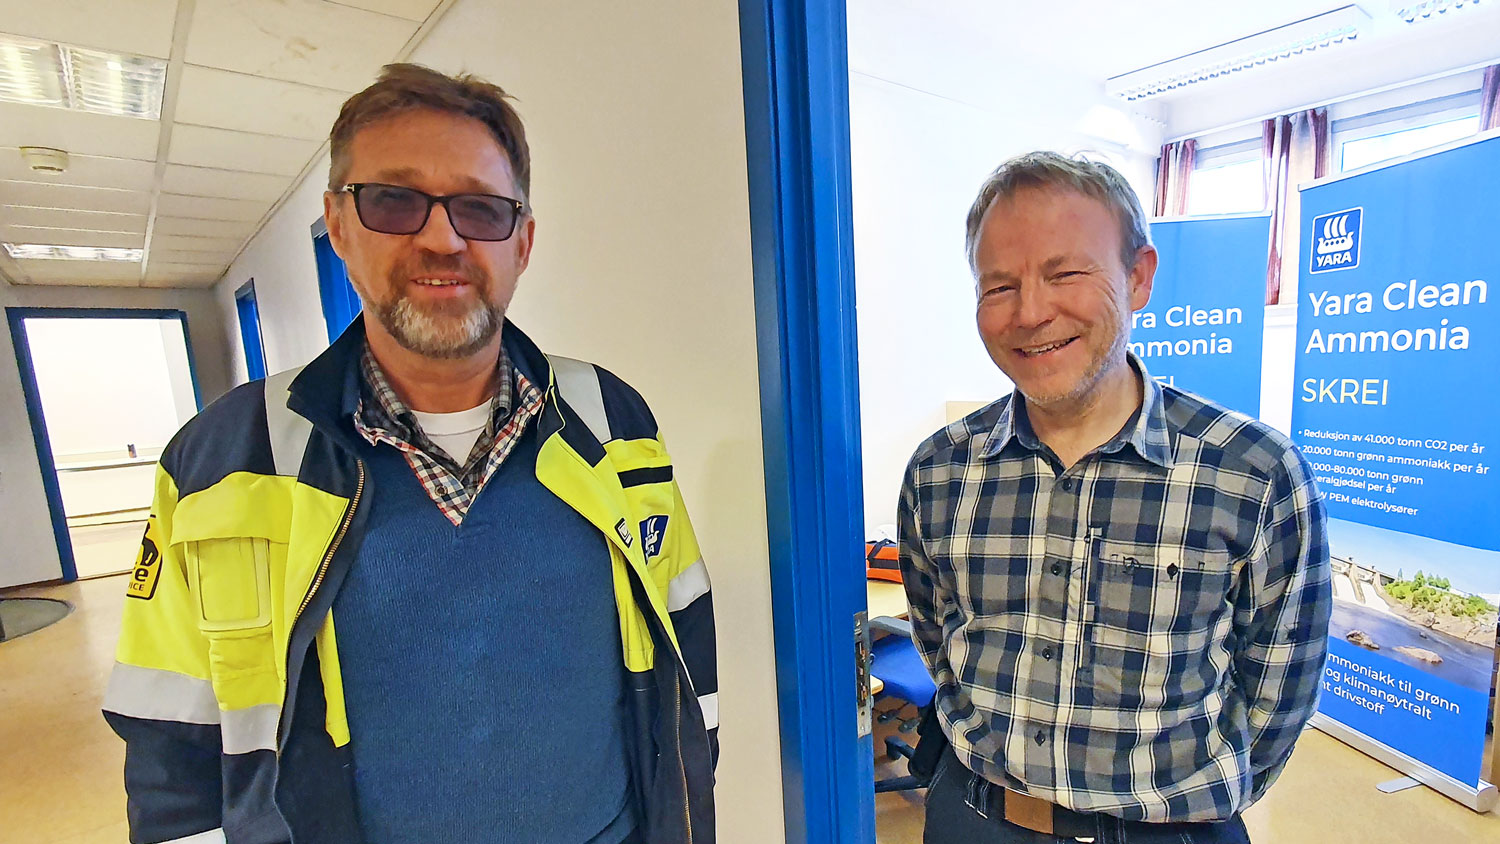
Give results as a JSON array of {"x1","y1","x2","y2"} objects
[{"x1": 0, "y1": 0, "x2": 449, "y2": 289}]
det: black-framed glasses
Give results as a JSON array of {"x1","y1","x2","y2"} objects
[{"x1": 341, "y1": 183, "x2": 526, "y2": 242}]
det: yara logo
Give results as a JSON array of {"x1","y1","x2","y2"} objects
[{"x1": 1310, "y1": 207, "x2": 1362, "y2": 274}]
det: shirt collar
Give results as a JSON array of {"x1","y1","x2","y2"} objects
[
  {"x1": 357, "y1": 338, "x2": 516, "y2": 443},
  {"x1": 979, "y1": 351, "x2": 1174, "y2": 469}
]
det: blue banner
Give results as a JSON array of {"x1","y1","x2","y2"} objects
[
  {"x1": 1138, "y1": 215, "x2": 1269, "y2": 417},
  {"x1": 1293, "y1": 134, "x2": 1500, "y2": 788}
]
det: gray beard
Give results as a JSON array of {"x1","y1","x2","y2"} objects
[
  {"x1": 372, "y1": 296, "x2": 501, "y2": 359},
  {"x1": 1020, "y1": 329, "x2": 1130, "y2": 410}
]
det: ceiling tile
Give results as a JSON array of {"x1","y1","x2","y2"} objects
[
  {"x1": 144, "y1": 261, "x2": 225, "y2": 285},
  {"x1": 1, "y1": 0, "x2": 178, "y2": 58},
  {"x1": 0, "y1": 227, "x2": 145, "y2": 249},
  {"x1": 167, "y1": 125, "x2": 319, "y2": 176},
  {"x1": 150, "y1": 248, "x2": 236, "y2": 264},
  {"x1": 325, "y1": 0, "x2": 443, "y2": 23},
  {"x1": 176, "y1": 65, "x2": 349, "y2": 140},
  {"x1": 152, "y1": 216, "x2": 257, "y2": 238},
  {"x1": 144, "y1": 274, "x2": 223, "y2": 289},
  {"x1": 186, "y1": 0, "x2": 419, "y2": 91},
  {"x1": 0, "y1": 149, "x2": 157, "y2": 191},
  {"x1": 0, "y1": 181, "x2": 152, "y2": 215},
  {"x1": 150, "y1": 233, "x2": 245, "y2": 252},
  {"x1": 155, "y1": 193, "x2": 272, "y2": 222},
  {"x1": 5, "y1": 206, "x2": 148, "y2": 233},
  {"x1": 0, "y1": 102, "x2": 161, "y2": 161},
  {"x1": 12, "y1": 260, "x2": 144, "y2": 285},
  {"x1": 160, "y1": 165, "x2": 291, "y2": 201}
]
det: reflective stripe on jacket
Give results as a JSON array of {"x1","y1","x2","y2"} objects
[{"x1": 103, "y1": 320, "x2": 718, "y2": 844}]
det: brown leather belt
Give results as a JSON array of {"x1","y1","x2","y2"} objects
[
  {"x1": 1003, "y1": 788, "x2": 1071, "y2": 837},
  {"x1": 964, "y1": 775, "x2": 1097, "y2": 841}
]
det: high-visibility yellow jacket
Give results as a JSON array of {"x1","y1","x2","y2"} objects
[{"x1": 103, "y1": 321, "x2": 718, "y2": 844}]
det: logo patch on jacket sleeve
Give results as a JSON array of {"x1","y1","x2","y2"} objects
[
  {"x1": 640, "y1": 515, "x2": 669, "y2": 559},
  {"x1": 614, "y1": 518, "x2": 634, "y2": 547},
  {"x1": 127, "y1": 518, "x2": 163, "y2": 600}
]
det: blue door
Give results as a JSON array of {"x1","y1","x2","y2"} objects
[
  {"x1": 234, "y1": 280, "x2": 267, "y2": 381},
  {"x1": 312, "y1": 230, "x2": 361, "y2": 341}
]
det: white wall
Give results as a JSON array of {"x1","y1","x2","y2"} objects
[
  {"x1": 848, "y1": 1, "x2": 1165, "y2": 537},
  {"x1": 217, "y1": 151, "x2": 334, "y2": 382},
  {"x1": 1260, "y1": 305, "x2": 1297, "y2": 436},
  {"x1": 213, "y1": 1, "x2": 783, "y2": 839},
  {"x1": 0, "y1": 279, "x2": 231, "y2": 587}
]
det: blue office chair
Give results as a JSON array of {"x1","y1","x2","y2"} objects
[{"x1": 870, "y1": 616, "x2": 938, "y2": 793}]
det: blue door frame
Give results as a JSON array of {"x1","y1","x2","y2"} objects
[
  {"x1": 739, "y1": 1, "x2": 874, "y2": 841},
  {"x1": 311, "y1": 218, "x2": 362, "y2": 342},
  {"x1": 234, "y1": 279, "x2": 269, "y2": 381},
  {"x1": 6, "y1": 307, "x2": 203, "y2": 583}
]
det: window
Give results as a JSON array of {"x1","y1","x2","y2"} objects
[
  {"x1": 1187, "y1": 136, "x2": 1264, "y2": 216},
  {"x1": 234, "y1": 280, "x2": 267, "y2": 381},
  {"x1": 1339, "y1": 114, "x2": 1481, "y2": 172},
  {"x1": 1186, "y1": 159, "x2": 1265, "y2": 215},
  {"x1": 311, "y1": 224, "x2": 361, "y2": 342},
  {"x1": 1333, "y1": 89, "x2": 1482, "y2": 173}
]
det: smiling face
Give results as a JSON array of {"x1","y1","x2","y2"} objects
[
  {"x1": 973, "y1": 185, "x2": 1155, "y2": 410},
  {"x1": 324, "y1": 107, "x2": 534, "y2": 360}
]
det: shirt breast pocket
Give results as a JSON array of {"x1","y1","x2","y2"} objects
[{"x1": 1090, "y1": 539, "x2": 1235, "y2": 635}]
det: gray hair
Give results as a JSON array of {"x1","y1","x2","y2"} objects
[{"x1": 964, "y1": 151, "x2": 1151, "y2": 275}]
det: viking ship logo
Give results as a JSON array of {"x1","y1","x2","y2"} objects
[{"x1": 1310, "y1": 207, "x2": 1362, "y2": 274}]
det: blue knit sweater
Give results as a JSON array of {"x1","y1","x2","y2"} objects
[{"x1": 332, "y1": 422, "x2": 635, "y2": 843}]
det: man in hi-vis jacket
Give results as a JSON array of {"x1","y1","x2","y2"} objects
[{"x1": 104, "y1": 63, "x2": 717, "y2": 844}]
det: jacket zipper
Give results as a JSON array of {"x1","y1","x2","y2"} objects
[
  {"x1": 278, "y1": 459, "x2": 366, "y2": 759},
  {"x1": 674, "y1": 668, "x2": 693, "y2": 843},
  {"x1": 295, "y1": 459, "x2": 365, "y2": 621}
]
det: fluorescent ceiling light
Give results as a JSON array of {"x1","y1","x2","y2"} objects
[
  {"x1": 3, "y1": 242, "x2": 144, "y2": 262},
  {"x1": 1396, "y1": 0, "x2": 1485, "y2": 23},
  {"x1": 0, "y1": 34, "x2": 165, "y2": 119},
  {"x1": 1106, "y1": 5, "x2": 1372, "y2": 102}
]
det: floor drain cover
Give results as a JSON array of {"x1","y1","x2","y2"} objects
[{"x1": 0, "y1": 598, "x2": 74, "y2": 643}]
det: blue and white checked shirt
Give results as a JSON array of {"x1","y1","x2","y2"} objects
[{"x1": 898, "y1": 356, "x2": 1331, "y2": 822}]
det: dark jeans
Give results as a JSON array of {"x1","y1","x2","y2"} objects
[{"x1": 923, "y1": 750, "x2": 1252, "y2": 844}]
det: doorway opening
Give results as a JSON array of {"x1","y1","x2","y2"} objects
[{"x1": 7, "y1": 308, "x2": 200, "y2": 581}]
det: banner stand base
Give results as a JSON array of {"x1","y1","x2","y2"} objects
[
  {"x1": 1309, "y1": 713, "x2": 1498, "y2": 813},
  {"x1": 1375, "y1": 776, "x2": 1422, "y2": 794}
]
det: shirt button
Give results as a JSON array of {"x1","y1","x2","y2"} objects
[
  {"x1": 1034, "y1": 730, "x2": 1047, "y2": 745},
  {"x1": 1050, "y1": 561, "x2": 1064, "y2": 576},
  {"x1": 1059, "y1": 478, "x2": 1074, "y2": 492},
  {"x1": 1041, "y1": 646, "x2": 1055, "y2": 660}
]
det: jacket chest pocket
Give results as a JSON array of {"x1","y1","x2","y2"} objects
[
  {"x1": 1089, "y1": 539, "x2": 1234, "y2": 635},
  {"x1": 186, "y1": 537, "x2": 286, "y2": 702}
]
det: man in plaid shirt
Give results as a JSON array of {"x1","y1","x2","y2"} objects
[{"x1": 899, "y1": 152, "x2": 1331, "y2": 844}]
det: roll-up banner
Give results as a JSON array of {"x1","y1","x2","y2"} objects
[
  {"x1": 1141, "y1": 214, "x2": 1270, "y2": 417},
  {"x1": 1292, "y1": 131, "x2": 1500, "y2": 811}
]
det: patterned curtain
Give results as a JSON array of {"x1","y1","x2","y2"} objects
[
  {"x1": 1481, "y1": 64, "x2": 1499, "y2": 132},
  {"x1": 1263, "y1": 108, "x2": 1330, "y2": 305},
  {"x1": 1153, "y1": 139, "x2": 1197, "y2": 217}
]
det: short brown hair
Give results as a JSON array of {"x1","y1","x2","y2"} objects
[{"x1": 327, "y1": 63, "x2": 530, "y2": 201}]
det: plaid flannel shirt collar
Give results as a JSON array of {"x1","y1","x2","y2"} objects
[
  {"x1": 980, "y1": 351, "x2": 1175, "y2": 469},
  {"x1": 355, "y1": 342, "x2": 516, "y2": 471}
]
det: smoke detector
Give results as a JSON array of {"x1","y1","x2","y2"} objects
[{"x1": 20, "y1": 146, "x2": 69, "y2": 174}]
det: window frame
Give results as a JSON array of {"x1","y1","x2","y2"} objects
[
  {"x1": 1332, "y1": 89, "x2": 1483, "y2": 173},
  {"x1": 1187, "y1": 135, "x2": 1266, "y2": 216}
]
